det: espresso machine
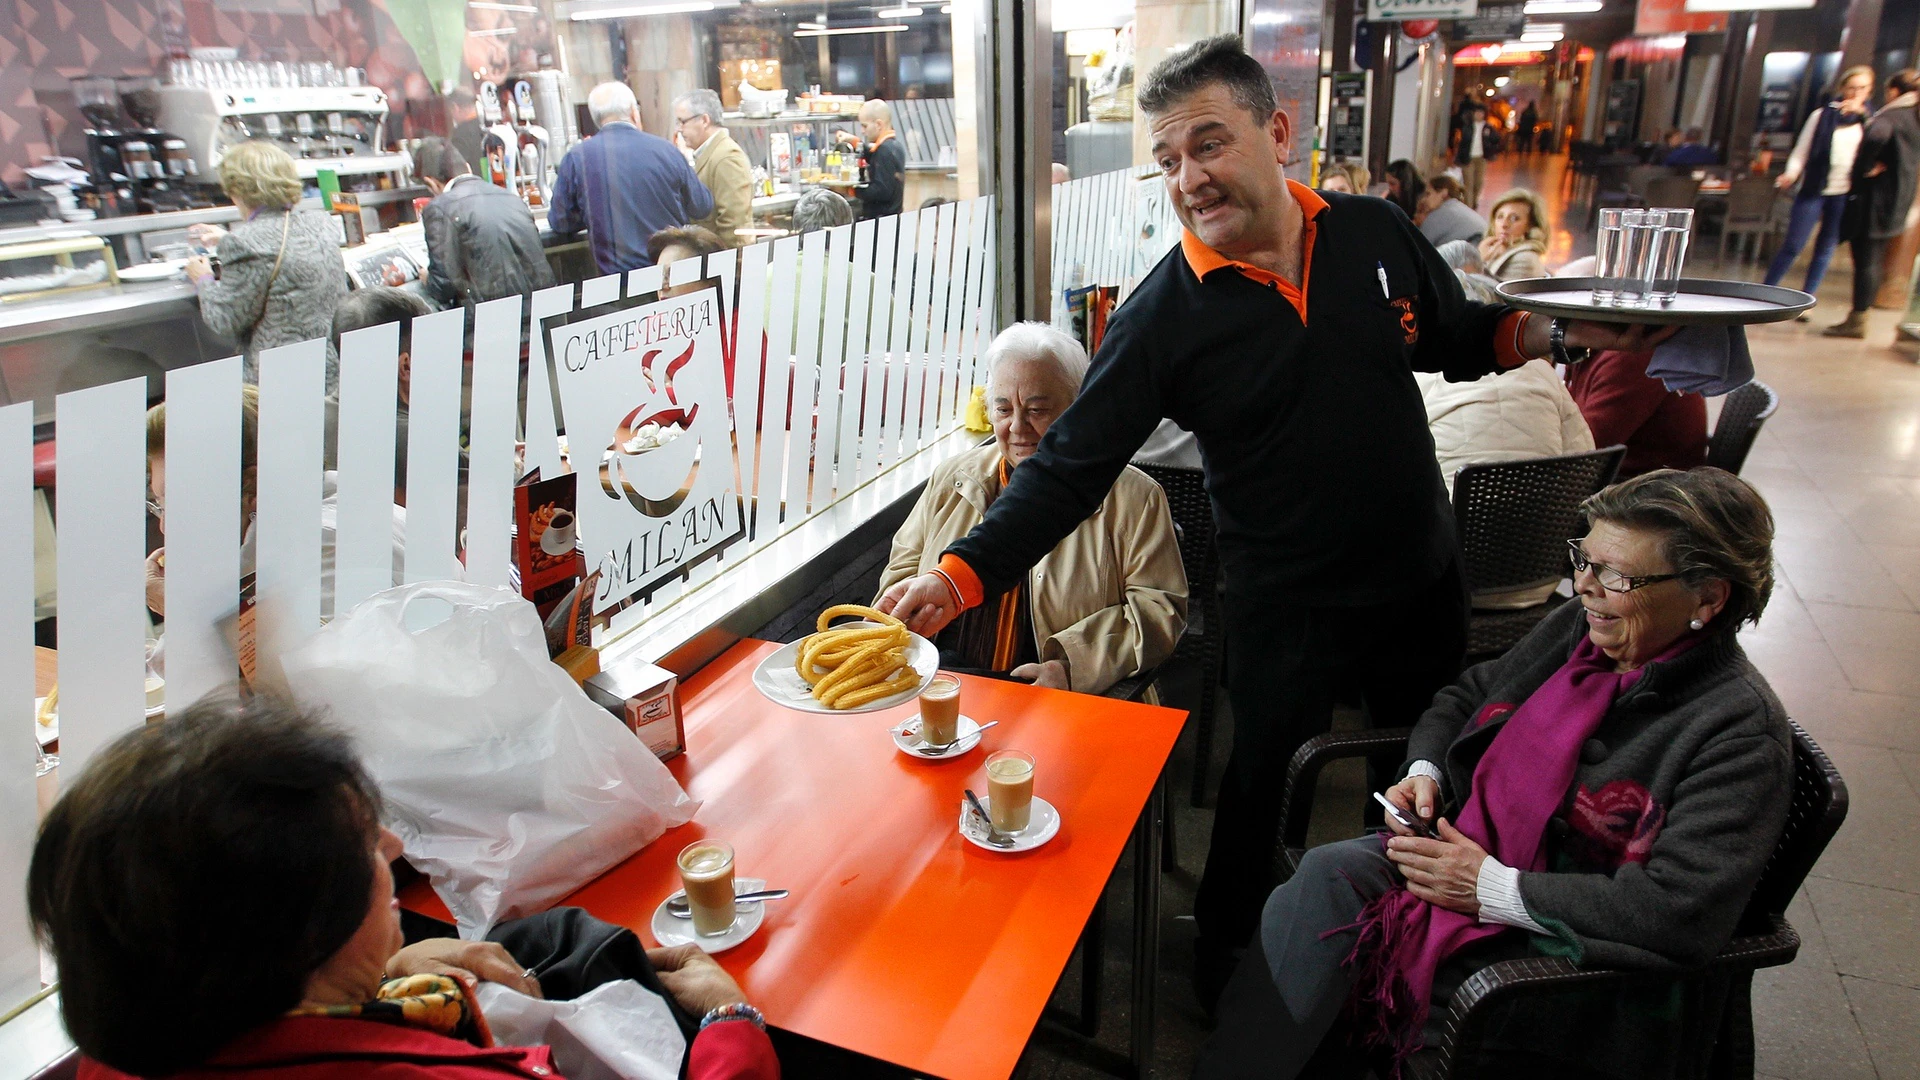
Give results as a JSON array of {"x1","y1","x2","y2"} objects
[{"x1": 74, "y1": 76, "x2": 196, "y2": 214}]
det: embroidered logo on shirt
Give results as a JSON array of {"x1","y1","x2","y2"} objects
[{"x1": 1390, "y1": 297, "x2": 1419, "y2": 346}]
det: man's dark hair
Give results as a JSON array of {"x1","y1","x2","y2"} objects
[
  {"x1": 1137, "y1": 34, "x2": 1277, "y2": 123},
  {"x1": 333, "y1": 285, "x2": 433, "y2": 350},
  {"x1": 1888, "y1": 68, "x2": 1920, "y2": 97},
  {"x1": 412, "y1": 136, "x2": 471, "y2": 184},
  {"x1": 647, "y1": 224, "x2": 726, "y2": 264},
  {"x1": 28, "y1": 693, "x2": 384, "y2": 1075}
]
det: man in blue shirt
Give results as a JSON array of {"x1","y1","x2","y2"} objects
[
  {"x1": 549, "y1": 82, "x2": 715, "y2": 275},
  {"x1": 1661, "y1": 128, "x2": 1720, "y2": 167}
]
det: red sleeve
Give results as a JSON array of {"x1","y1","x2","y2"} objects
[
  {"x1": 689, "y1": 1021, "x2": 780, "y2": 1080},
  {"x1": 1493, "y1": 310, "x2": 1535, "y2": 370},
  {"x1": 1567, "y1": 350, "x2": 1666, "y2": 450}
]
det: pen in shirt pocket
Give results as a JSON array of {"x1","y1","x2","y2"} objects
[{"x1": 1376, "y1": 261, "x2": 1391, "y2": 300}]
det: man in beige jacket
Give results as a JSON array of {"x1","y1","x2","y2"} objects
[
  {"x1": 876, "y1": 323, "x2": 1187, "y2": 695},
  {"x1": 675, "y1": 89, "x2": 753, "y2": 246}
]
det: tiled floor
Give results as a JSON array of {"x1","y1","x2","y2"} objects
[{"x1": 1020, "y1": 153, "x2": 1920, "y2": 1078}]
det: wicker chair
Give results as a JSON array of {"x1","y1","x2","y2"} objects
[
  {"x1": 1718, "y1": 178, "x2": 1780, "y2": 265},
  {"x1": 1134, "y1": 463, "x2": 1225, "y2": 807},
  {"x1": 1706, "y1": 380, "x2": 1779, "y2": 476},
  {"x1": 1452, "y1": 447, "x2": 1627, "y2": 663},
  {"x1": 1274, "y1": 719, "x2": 1849, "y2": 1079}
]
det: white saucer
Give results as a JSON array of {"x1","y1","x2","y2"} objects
[
  {"x1": 891, "y1": 713, "x2": 983, "y2": 758},
  {"x1": 959, "y1": 796, "x2": 1060, "y2": 853},
  {"x1": 118, "y1": 261, "x2": 186, "y2": 282},
  {"x1": 650, "y1": 877, "x2": 768, "y2": 954}
]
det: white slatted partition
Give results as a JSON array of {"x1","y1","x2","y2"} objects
[
  {"x1": 4, "y1": 196, "x2": 1008, "y2": 1023},
  {"x1": 1049, "y1": 169, "x2": 1181, "y2": 329},
  {"x1": 0, "y1": 403, "x2": 35, "y2": 1010}
]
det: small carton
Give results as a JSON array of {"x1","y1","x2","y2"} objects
[{"x1": 585, "y1": 658, "x2": 683, "y2": 761}]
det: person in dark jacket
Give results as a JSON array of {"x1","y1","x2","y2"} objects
[
  {"x1": 1766, "y1": 65, "x2": 1875, "y2": 308},
  {"x1": 549, "y1": 82, "x2": 714, "y2": 275},
  {"x1": 833, "y1": 99, "x2": 906, "y2": 220},
  {"x1": 1827, "y1": 68, "x2": 1920, "y2": 340},
  {"x1": 413, "y1": 137, "x2": 555, "y2": 309},
  {"x1": 1516, "y1": 101, "x2": 1538, "y2": 153},
  {"x1": 1566, "y1": 348, "x2": 1707, "y2": 477},
  {"x1": 1200, "y1": 468, "x2": 1790, "y2": 1079},
  {"x1": 1452, "y1": 105, "x2": 1501, "y2": 209},
  {"x1": 33, "y1": 694, "x2": 779, "y2": 1080}
]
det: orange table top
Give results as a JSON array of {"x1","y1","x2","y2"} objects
[{"x1": 404, "y1": 638, "x2": 1185, "y2": 1080}]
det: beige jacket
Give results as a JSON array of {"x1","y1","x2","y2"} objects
[
  {"x1": 876, "y1": 445, "x2": 1188, "y2": 695},
  {"x1": 692, "y1": 129, "x2": 754, "y2": 246}
]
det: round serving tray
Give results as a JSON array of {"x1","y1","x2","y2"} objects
[{"x1": 1496, "y1": 277, "x2": 1815, "y2": 326}]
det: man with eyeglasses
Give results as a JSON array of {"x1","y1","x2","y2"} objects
[
  {"x1": 549, "y1": 82, "x2": 714, "y2": 274},
  {"x1": 674, "y1": 89, "x2": 753, "y2": 248}
]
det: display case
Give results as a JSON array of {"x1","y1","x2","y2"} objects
[
  {"x1": 157, "y1": 84, "x2": 410, "y2": 185},
  {"x1": 0, "y1": 236, "x2": 118, "y2": 303}
]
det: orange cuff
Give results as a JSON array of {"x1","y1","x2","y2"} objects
[
  {"x1": 935, "y1": 554, "x2": 985, "y2": 610},
  {"x1": 1495, "y1": 310, "x2": 1535, "y2": 369}
]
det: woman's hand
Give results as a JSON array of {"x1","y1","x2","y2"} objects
[
  {"x1": 1382, "y1": 774, "x2": 1440, "y2": 836},
  {"x1": 1774, "y1": 170, "x2": 1798, "y2": 190},
  {"x1": 1009, "y1": 660, "x2": 1069, "y2": 689},
  {"x1": 1385, "y1": 818, "x2": 1489, "y2": 916},
  {"x1": 1477, "y1": 234, "x2": 1506, "y2": 265},
  {"x1": 386, "y1": 938, "x2": 543, "y2": 999},
  {"x1": 186, "y1": 223, "x2": 227, "y2": 249},
  {"x1": 648, "y1": 944, "x2": 751, "y2": 1017}
]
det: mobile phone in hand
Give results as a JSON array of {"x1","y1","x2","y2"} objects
[{"x1": 1374, "y1": 791, "x2": 1436, "y2": 839}]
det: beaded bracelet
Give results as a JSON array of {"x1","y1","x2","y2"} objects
[{"x1": 699, "y1": 1002, "x2": 766, "y2": 1031}]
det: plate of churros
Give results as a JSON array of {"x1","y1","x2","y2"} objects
[{"x1": 754, "y1": 604, "x2": 939, "y2": 713}]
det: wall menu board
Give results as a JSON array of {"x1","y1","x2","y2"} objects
[
  {"x1": 1327, "y1": 72, "x2": 1370, "y2": 160},
  {"x1": 1452, "y1": 3, "x2": 1524, "y2": 41},
  {"x1": 1758, "y1": 85, "x2": 1795, "y2": 135},
  {"x1": 1367, "y1": 0, "x2": 1478, "y2": 18}
]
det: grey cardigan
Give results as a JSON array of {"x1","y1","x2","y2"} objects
[
  {"x1": 198, "y1": 207, "x2": 347, "y2": 385},
  {"x1": 1405, "y1": 598, "x2": 1793, "y2": 972}
]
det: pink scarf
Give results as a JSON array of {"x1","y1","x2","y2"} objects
[{"x1": 1337, "y1": 633, "x2": 1687, "y2": 1068}]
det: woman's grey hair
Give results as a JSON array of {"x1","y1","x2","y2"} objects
[
  {"x1": 791, "y1": 189, "x2": 854, "y2": 233},
  {"x1": 985, "y1": 322, "x2": 1090, "y2": 397},
  {"x1": 587, "y1": 82, "x2": 638, "y2": 126},
  {"x1": 1434, "y1": 239, "x2": 1481, "y2": 273},
  {"x1": 1453, "y1": 269, "x2": 1502, "y2": 305},
  {"x1": 1581, "y1": 467, "x2": 1776, "y2": 630},
  {"x1": 676, "y1": 88, "x2": 724, "y2": 125}
]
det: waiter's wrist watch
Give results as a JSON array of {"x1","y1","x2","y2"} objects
[{"x1": 1548, "y1": 317, "x2": 1592, "y2": 365}]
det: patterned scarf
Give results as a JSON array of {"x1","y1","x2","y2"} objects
[
  {"x1": 1337, "y1": 632, "x2": 1691, "y2": 1070},
  {"x1": 289, "y1": 972, "x2": 495, "y2": 1048}
]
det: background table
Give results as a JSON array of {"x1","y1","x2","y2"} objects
[{"x1": 405, "y1": 638, "x2": 1185, "y2": 1080}]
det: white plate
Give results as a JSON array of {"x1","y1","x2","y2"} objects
[
  {"x1": 650, "y1": 877, "x2": 768, "y2": 954},
  {"x1": 753, "y1": 621, "x2": 938, "y2": 714},
  {"x1": 891, "y1": 713, "x2": 983, "y2": 759},
  {"x1": 960, "y1": 796, "x2": 1060, "y2": 853},
  {"x1": 34, "y1": 697, "x2": 55, "y2": 748},
  {"x1": 118, "y1": 261, "x2": 186, "y2": 282}
]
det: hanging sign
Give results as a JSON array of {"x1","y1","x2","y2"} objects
[
  {"x1": 545, "y1": 286, "x2": 746, "y2": 615},
  {"x1": 1367, "y1": 0, "x2": 1477, "y2": 19}
]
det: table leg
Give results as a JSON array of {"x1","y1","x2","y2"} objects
[{"x1": 1130, "y1": 774, "x2": 1164, "y2": 1079}]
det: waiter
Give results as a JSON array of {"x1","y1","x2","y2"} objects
[
  {"x1": 877, "y1": 35, "x2": 1671, "y2": 1007},
  {"x1": 833, "y1": 99, "x2": 906, "y2": 219}
]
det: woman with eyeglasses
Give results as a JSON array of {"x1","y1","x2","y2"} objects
[{"x1": 1200, "y1": 467, "x2": 1791, "y2": 1079}]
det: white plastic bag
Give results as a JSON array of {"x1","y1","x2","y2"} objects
[
  {"x1": 475, "y1": 980, "x2": 686, "y2": 1080},
  {"x1": 282, "y1": 582, "x2": 696, "y2": 937}
]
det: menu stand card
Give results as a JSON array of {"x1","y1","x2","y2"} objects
[{"x1": 513, "y1": 469, "x2": 584, "y2": 617}]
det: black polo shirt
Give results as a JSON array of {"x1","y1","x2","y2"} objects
[{"x1": 942, "y1": 182, "x2": 1529, "y2": 608}]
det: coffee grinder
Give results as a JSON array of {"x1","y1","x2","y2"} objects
[{"x1": 74, "y1": 75, "x2": 194, "y2": 214}]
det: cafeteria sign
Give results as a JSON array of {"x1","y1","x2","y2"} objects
[
  {"x1": 546, "y1": 286, "x2": 745, "y2": 615},
  {"x1": 1367, "y1": 0, "x2": 1477, "y2": 18}
]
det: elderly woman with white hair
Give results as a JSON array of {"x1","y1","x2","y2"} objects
[{"x1": 876, "y1": 323, "x2": 1188, "y2": 694}]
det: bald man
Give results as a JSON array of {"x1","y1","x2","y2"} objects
[{"x1": 836, "y1": 99, "x2": 906, "y2": 219}]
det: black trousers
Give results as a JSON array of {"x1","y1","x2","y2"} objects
[
  {"x1": 1850, "y1": 234, "x2": 1889, "y2": 314},
  {"x1": 1193, "y1": 560, "x2": 1468, "y2": 957}
]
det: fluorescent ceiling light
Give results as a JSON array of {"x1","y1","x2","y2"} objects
[
  {"x1": 1521, "y1": 30, "x2": 1564, "y2": 40},
  {"x1": 1685, "y1": 0, "x2": 1812, "y2": 8},
  {"x1": 1499, "y1": 40, "x2": 1550, "y2": 52},
  {"x1": 939, "y1": 3, "x2": 953, "y2": 10},
  {"x1": 1494, "y1": 75, "x2": 1511, "y2": 86},
  {"x1": 469, "y1": 2, "x2": 538, "y2": 10},
  {"x1": 1523, "y1": 0, "x2": 1602, "y2": 12},
  {"x1": 794, "y1": 23, "x2": 909, "y2": 35},
  {"x1": 469, "y1": 25, "x2": 519, "y2": 35},
  {"x1": 1524, "y1": 21, "x2": 1565, "y2": 31},
  {"x1": 569, "y1": 1, "x2": 714, "y2": 19},
  {"x1": 798, "y1": 19, "x2": 825, "y2": 27},
  {"x1": 876, "y1": 5, "x2": 923, "y2": 15}
]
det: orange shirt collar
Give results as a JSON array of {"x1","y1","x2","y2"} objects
[{"x1": 1180, "y1": 179, "x2": 1326, "y2": 323}]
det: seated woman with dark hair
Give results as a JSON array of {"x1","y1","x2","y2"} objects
[
  {"x1": 33, "y1": 695, "x2": 777, "y2": 1080},
  {"x1": 1200, "y1": 468, "x2": 1793, "y2": 1079}
]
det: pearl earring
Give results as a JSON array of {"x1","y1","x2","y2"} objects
[{"x1": 1689, "y1": 619, "x2": 1705, "y2": 631}]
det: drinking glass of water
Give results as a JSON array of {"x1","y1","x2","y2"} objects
[
  {"x1": 1645, "y1": 208, "x2": 1693, "y2": 303},
  {"x1": 1593, "y1": 207, "x2": 1630, "y2": 304},
  {"x1": 1616, "y1": 210, "x2": 1657, "y2": 305}
]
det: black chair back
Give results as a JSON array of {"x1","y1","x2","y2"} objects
[
  {"x1": 1705, "y1": 380, "x2": 1778, "y2": 475},
  {"x1": 1452, "y1": 446, "x2": 1628, "y2": 595},
  {"x1": 1745, "y1": 721, "x2": 1850, "y2": 922},
  {"x1": 1134, "y1": 463, "x2": 1217, "y2": 611},
  {"x1": 1136, "y1": 462, "x2": 1226, "y2": 806}
]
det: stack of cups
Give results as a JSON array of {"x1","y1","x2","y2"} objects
[{"x1": 1594, "y1": 207, "x2": 1693, "y2": 306}]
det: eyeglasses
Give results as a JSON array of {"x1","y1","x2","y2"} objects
[
  {"x1": 147, "y1": 498, "x2": 164, "y2": 519},
  {"x1": 1566, "y1": 539, "x2": 1681, "y2": 594},
  {"x1": 673, "y1": 115, "x2": 697, "y2": 127}
]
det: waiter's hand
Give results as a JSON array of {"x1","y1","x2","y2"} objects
[
  {"x1": 1521, "y1": 316, "x2": 1680, "y2": 360},
  {"x1": 877, "y1": 572, "x2": 960, "y2": 637}
]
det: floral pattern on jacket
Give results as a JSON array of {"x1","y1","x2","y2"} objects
[{"x1": 1565, "y1": 779, "x2": 1668, "y2": 870}]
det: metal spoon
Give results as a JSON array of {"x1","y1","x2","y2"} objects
[
  {"x1": 964, "y1": 788, "x2": 1017, "y2": 847},
  {"x1": 666, "y1": 889, "x2": 789, "y2": 918},
  {"x1": 919, "y1": 720, "x2": 999, "y2": 756}
]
